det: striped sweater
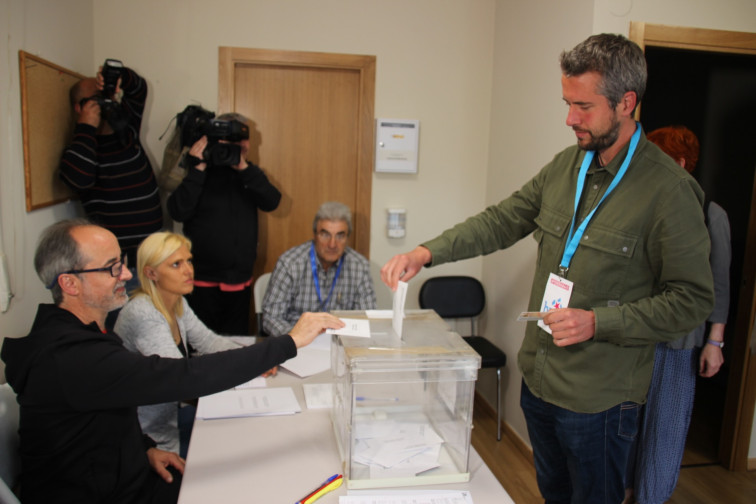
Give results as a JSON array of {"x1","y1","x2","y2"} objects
[{"x1": 59, "y1": 67, "x2": 163, "y2": 264}]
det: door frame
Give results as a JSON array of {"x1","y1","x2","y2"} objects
[
  {"x1": 217, "y1": 46, "x2": 376, "y2": 258},
  {"x1": 629, "y1": 21, "x2": 756, "y2": 471}
]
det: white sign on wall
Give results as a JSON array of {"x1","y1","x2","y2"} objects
[{"x1": 375, "y1": 119, "x2": 419, "y2": 173}]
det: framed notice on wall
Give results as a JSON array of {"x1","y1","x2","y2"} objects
[
  {"x1": 19, "y1": 51, "x2": 84, "y2": 211},
  {"x1": 375, "y1": 119, "x2": 419, "y2": 173}
]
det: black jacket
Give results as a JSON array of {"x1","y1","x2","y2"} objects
[
  {"x1": 167, "y1": 163, "x2": 281, "y2": 284},
  {"x1": 1, "y1": 304, "x2": 296, "y2": 503}
]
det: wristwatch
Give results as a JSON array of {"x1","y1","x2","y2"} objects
[{"x1": 707, "y1": 339, "x2": 724, "y2": 348}]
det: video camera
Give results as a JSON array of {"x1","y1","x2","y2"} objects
[{"x1": 177, "y1": 105, "x2": 250, "y2": 166}]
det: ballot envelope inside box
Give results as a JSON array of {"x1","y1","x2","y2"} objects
[{"x1": 330, "y1": 309, "x2": 481, "y2": 489}]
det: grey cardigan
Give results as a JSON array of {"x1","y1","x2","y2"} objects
[
  {"x1": 668, "y1": 201, "x2": 731, "y2": 349},
  {"x1": 114, "y1": 295, "x2": 241, "y2": 453}
]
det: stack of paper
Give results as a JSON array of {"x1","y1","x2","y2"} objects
[
  {"x1": 234, "y1": 376, "x2": 266, "y2": 389},
  {"x1": 195, "y1": 387, "x2": 301, "y2": 420}
]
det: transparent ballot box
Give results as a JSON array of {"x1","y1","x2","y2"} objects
[{"x1": 330, "y1": 310, "x2": 481, "y2": 489}]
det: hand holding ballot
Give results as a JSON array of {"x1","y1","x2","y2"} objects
[
  {"x1": 380, "y1": 245, "x2": 432, "y2": 290},
  {"x1": 289, "y1": 312, "x2": 345, "y2": 348}
]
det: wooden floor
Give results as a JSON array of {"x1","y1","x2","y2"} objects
[{"x1": 471, "y1": 397, "x2": 756, "y2": 504}]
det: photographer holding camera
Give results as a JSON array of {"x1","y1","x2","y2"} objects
[
  {"x1": 60, "y1": 60, "x2": 163, "y2": 270},
  {"x1": 167, "y1": 113, "x2": 281, "y2": 336}
]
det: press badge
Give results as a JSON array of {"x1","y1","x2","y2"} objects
[{"x1": 537, "y1": 273, "x2": 573, "y2": 334}]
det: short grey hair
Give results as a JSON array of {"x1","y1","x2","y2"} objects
[
  {"x1": 312, "y1": 201, "x2": 352, "y2": 234},
  {"x1": 559, "y1": 33, "x2": 647, "y2": 113},
  {"x1": 35, "y1": 218, "x2": 91, "y2": 305}
]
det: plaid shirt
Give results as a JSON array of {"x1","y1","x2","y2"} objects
[{"x1": 262, "y1": 241, "x2": 377, "y2": 336}]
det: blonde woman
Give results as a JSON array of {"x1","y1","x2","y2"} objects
[{"x1": 115, "y1": 232, "x2": 251, "y2": 456}]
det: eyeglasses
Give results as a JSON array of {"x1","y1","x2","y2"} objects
[
  {"x1": 46, "y1": 253, "x2": 128, "y2": 289},
  {"x1": 316, "y1": 230, "x2": 348, "y2": 243}
]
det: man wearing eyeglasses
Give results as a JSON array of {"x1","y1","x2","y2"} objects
[
  {"x1": 0, "y1": 219, "x2": 343, "y2": 503},
  {"x1": 262, "y1": 201, "x2": 377, "y2": 337}
]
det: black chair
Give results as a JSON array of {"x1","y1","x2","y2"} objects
[{"x1": 419, "y1": 275, "x2": 507, "y2": 441}]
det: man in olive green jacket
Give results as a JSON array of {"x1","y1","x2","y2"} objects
[{"x1": 381, "y1": 34, "x2": 714, "y2": 504}]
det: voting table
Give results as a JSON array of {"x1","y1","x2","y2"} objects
[
  {"x1": 178, "y1": 312, "x2": 515, "y2": 504},
  {"x1": 179, "y1": 373, "x2": 516, "y2": 504}
]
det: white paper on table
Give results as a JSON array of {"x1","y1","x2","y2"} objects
[
  {"x1": 392, "y1": 281, "x2": 408, "y2": 338},
  {"x1": 340, "y1": 490, "x2": 473, "y2": 504},
  {"x1": 326, "y1": 318, "x2": 371, "y2": 338},
  {"x1": 195, "y1": 387, "x2": 301, "y2": 420},
  {"x1": 302, "y1": 382, "x2": 334, "y2": 409},
  {"x1": 279, "y1": 333, "x2": 332, "y2": 377},
  {"x1": 234, "y1": 376, "x2": 266, "y2": 389}
]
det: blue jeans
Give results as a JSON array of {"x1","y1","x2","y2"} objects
[{"x1": 520, "y1": 381, "x2": 640, "y2": 504}]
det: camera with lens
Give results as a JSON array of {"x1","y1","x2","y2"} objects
[
  {"x1": 79, "y1": 95, "x2": 128, "y2": 133},
  {"x1": 102, "y1": 58, "x2": 123, "y2": 97},
  {"x1": 177, "y1": 105, "x2": 249, "y2": 166}
]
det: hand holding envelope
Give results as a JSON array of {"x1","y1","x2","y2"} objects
[
  {"x1": 518, "y1": 308, "x2": 596, "y2": 347},
  {"x1": 517, "y1": 311, "x2": 548, "y2": 321}
]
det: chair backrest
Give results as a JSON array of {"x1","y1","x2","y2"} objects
[
  {"x1": 253, "y1": 272, "x2": 272, "y2": 335},
  {"x1": 418, "y1": 276, "x2": 485, "y2": 319},
  {"x1": 0, "y1": 383, "x2": 20, "y2": 498}
]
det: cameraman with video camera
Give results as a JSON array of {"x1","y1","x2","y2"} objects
[
  {"x1": 60, "y1": 60, "x2": 163, "y2": 271},
  {"x1": 167, "y1": 112, "x2": 281, "y2": 336}
]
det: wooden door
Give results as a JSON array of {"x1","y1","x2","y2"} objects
[{"x1": 217, "y1": 47, "x2": 375, "y2": 328}]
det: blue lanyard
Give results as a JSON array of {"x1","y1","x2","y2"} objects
[
  {"x1": 559, "y1": 123, "x2": 641, "y2": 276},
  {"x1": 309, "y1": 242, "x2": 345, "y2": 311}
]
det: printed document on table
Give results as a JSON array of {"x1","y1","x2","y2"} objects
[{"x1": 195, "y1": 387, "x2": 301, "y2": 420}]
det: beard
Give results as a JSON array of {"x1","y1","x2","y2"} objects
[
  {"x1": 574, "y1": 114, "x2": 621, "y2": 152},
  {"x1": 82, "y1": 280, "x2": 129, "y2": 314}
]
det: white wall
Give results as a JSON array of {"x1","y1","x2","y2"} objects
[
  {"x1": 481, "y1": 0, "x2": 595, "y2": 446},
  {"x1": 0, "y1": 0, "x2": 92, "y2": 365},
  {"x1": 90, "y1": 0, "x2": 496, "y2": 312},
  {"x1": 1, "y1": 0, "x2": 755, "y2": 459}
]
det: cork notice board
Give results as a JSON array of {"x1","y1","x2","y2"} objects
[{"x1": 19, "y1": 51, "x2": 85, "y2": 211}]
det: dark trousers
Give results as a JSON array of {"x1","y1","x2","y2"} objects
[
  {"x1": 138, "y1": 466, "x2": 183, "y2": 504},
  {"x1": 178, "y1": 404, "x2": 197, "y2": 459},
  {"x1": 520, "y1": 380, "x2": 640, "y2": 504},
  {"x1": 186, "y1": 285, "x2": 252, "y2": 335}
]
